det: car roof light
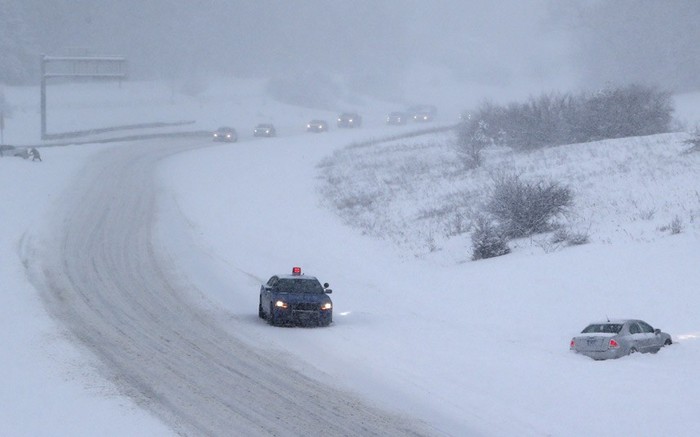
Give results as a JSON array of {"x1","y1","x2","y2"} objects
[{"x1": 292, "y1": 267, "x2": 301, "y2": 276}]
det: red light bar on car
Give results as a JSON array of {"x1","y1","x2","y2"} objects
[{"x1": 292, "y1": 267, "x2": 302, "y2": 276}]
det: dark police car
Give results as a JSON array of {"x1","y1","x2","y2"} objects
[{"x1": 258, "y1": 267, "x2": 333, "y2": 327}]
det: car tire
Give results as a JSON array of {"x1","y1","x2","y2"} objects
[
  {"x1": 629, "y1": 347, "x2": 637, "y2": 355},
  {"x1": 319, "y1": 313, "x2": 332, "y2": 327},
  {"x1": 664, "y1": 338, "x2": 673, "y2": 346},
  {"x1": 268, "y1": 304, "x2": 276, "y2": 326},
  {"x1": 258, "y1": 299, "x2": 265, "y2": 319}
]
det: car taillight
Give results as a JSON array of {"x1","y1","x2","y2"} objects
[
  {"x1": 609, "y1": 339, "x2": 620, "y2": 348},
  {"x1": 570, "y1": 339, "x2": 575, "y2": 349}
]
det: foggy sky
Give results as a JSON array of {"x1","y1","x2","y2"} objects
[
  {"x1": 14, "y1": 1, "x2": 562, "y2": 82},
  {"x1": 4, "y1": 1, "x2": 700, "y2": 93}
]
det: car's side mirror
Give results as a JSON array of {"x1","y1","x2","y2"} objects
[
  {"x1": 654, "y1": 328, "x2": 661, "y2": 335},
  {"x1": 325, "y1": 289, "x2": 332, "y2": 294}
]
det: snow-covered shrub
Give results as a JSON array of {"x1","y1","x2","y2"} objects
[
  {"x1": 637, "y1": 208, "x2": 656, "y2": 221},
  {"x1": 486, "y1": 174, "x2": 573, "y2": 238},
  {"x1": 658, "y1": 216, "x2": 684, "y2": 235},
  {"x1": 670, "y1": 216, "x2": 684, "y2": 234},
  {"x1": 463, "y1": 85, "x2": 673, "y2": 151},
  {"x1": 576, "y1": 84, "x2": 673, "y2": 141},
  {"x1": 471, "y1": 215, "x2": 510, "y2": 260},
  {"x1": 455, "y1": 119, "x2": 502, "y2": 168},
  {"x1": 550, "y1": 228, "x2": 569, "y2": 244},
  {"x1": 566, "y1": 231, "x2": 590, "y2": 246},
  {"x1": 550, "y1": 228, "x2": 589, "y2": 247}
]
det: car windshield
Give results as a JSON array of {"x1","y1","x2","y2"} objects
[
  {"x1": 581, "y1": 323, "x2": 623, "y2": 334},
  {"x1": 275, "y1": 278, "x2": 324, "y2": 294}
]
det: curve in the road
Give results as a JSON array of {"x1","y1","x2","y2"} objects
[{"x1": 24, "y1": 138, "x2": 438, "y2": 436}]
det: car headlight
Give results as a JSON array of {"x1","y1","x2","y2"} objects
[
  {"x1": 275, "y1": 300, "x2": 288, "y2": 309},
  {"x1": 321, "y1": 302, "x2": 332, "y2": 310}
]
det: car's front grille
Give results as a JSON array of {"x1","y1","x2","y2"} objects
[{"x1": 292, "y1": 302, "x2": 319, "y2": 311}]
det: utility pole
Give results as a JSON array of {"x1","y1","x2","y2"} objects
[{"x1": 40, "y1": 54, "x2": 46, "y2": 139}]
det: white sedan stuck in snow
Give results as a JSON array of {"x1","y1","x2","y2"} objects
[{"x1": 570, "y1": 319, "x2": 672, "y2": 360}]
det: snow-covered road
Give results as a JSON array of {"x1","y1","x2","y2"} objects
[{"x1": 22, "y1": 138, "x2": 435, "y2": 436}]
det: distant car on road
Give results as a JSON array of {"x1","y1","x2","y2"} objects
[
  {"x1": 213, "y1": 126, "x2": 237, "y2": 143},
  {"x1": 570, "y1": 319, "x2": 672, "y2": 360},
  {"x1": 408, "y1": 104, "x2": 437, "y2": 122},
  {"x1": 0, "y1": 145, "x2": 29, "y2": 159},
  {"x1": 386, "y1": 111, "x2": 408, "y2": 125},
  {"x1": 259, "y1": 267, "x2": 333, "y2": 327},
  {"x1": 337, "y1": 112, "x2": 362, "y2": 128},
  {"x1": 254, "y1": 123, "x2": 276, "y2": 137},
  {"x1": 306, "y1": 120, "x2": 328, "y2": 133}
]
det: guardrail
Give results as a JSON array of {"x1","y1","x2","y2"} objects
[
  {"x1": 32, "y1": 130, "x2": 212, "y2": 148},
  {"x1": 41, "y1": 120, "x2": 196, "y2": 140},
  {"x1": 346, "y1": 123, "x2": 459, "y2": 150}
]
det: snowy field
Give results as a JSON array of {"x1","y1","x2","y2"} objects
[{"x1": 1, "y1": 76, "x2": 700, "y2": 436}]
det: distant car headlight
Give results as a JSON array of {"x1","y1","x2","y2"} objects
[
  {"x1": 226, "y1": 134, "x2": 231, "y2": 138},
  {"x1": 275, "y1": 300, "x2": 288, "y2": 309},
  {"x1": 321, "y1": 302, "x2": 332, "y2": 310}
]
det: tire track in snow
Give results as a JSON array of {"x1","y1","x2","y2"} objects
[{"x1": 25, "y1": 138, "x2": 438, "y2": 436}]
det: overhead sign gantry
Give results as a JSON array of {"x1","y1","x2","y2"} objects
[{"x1": 40, "y1": 54, "x2": 127, "y2": 139}]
